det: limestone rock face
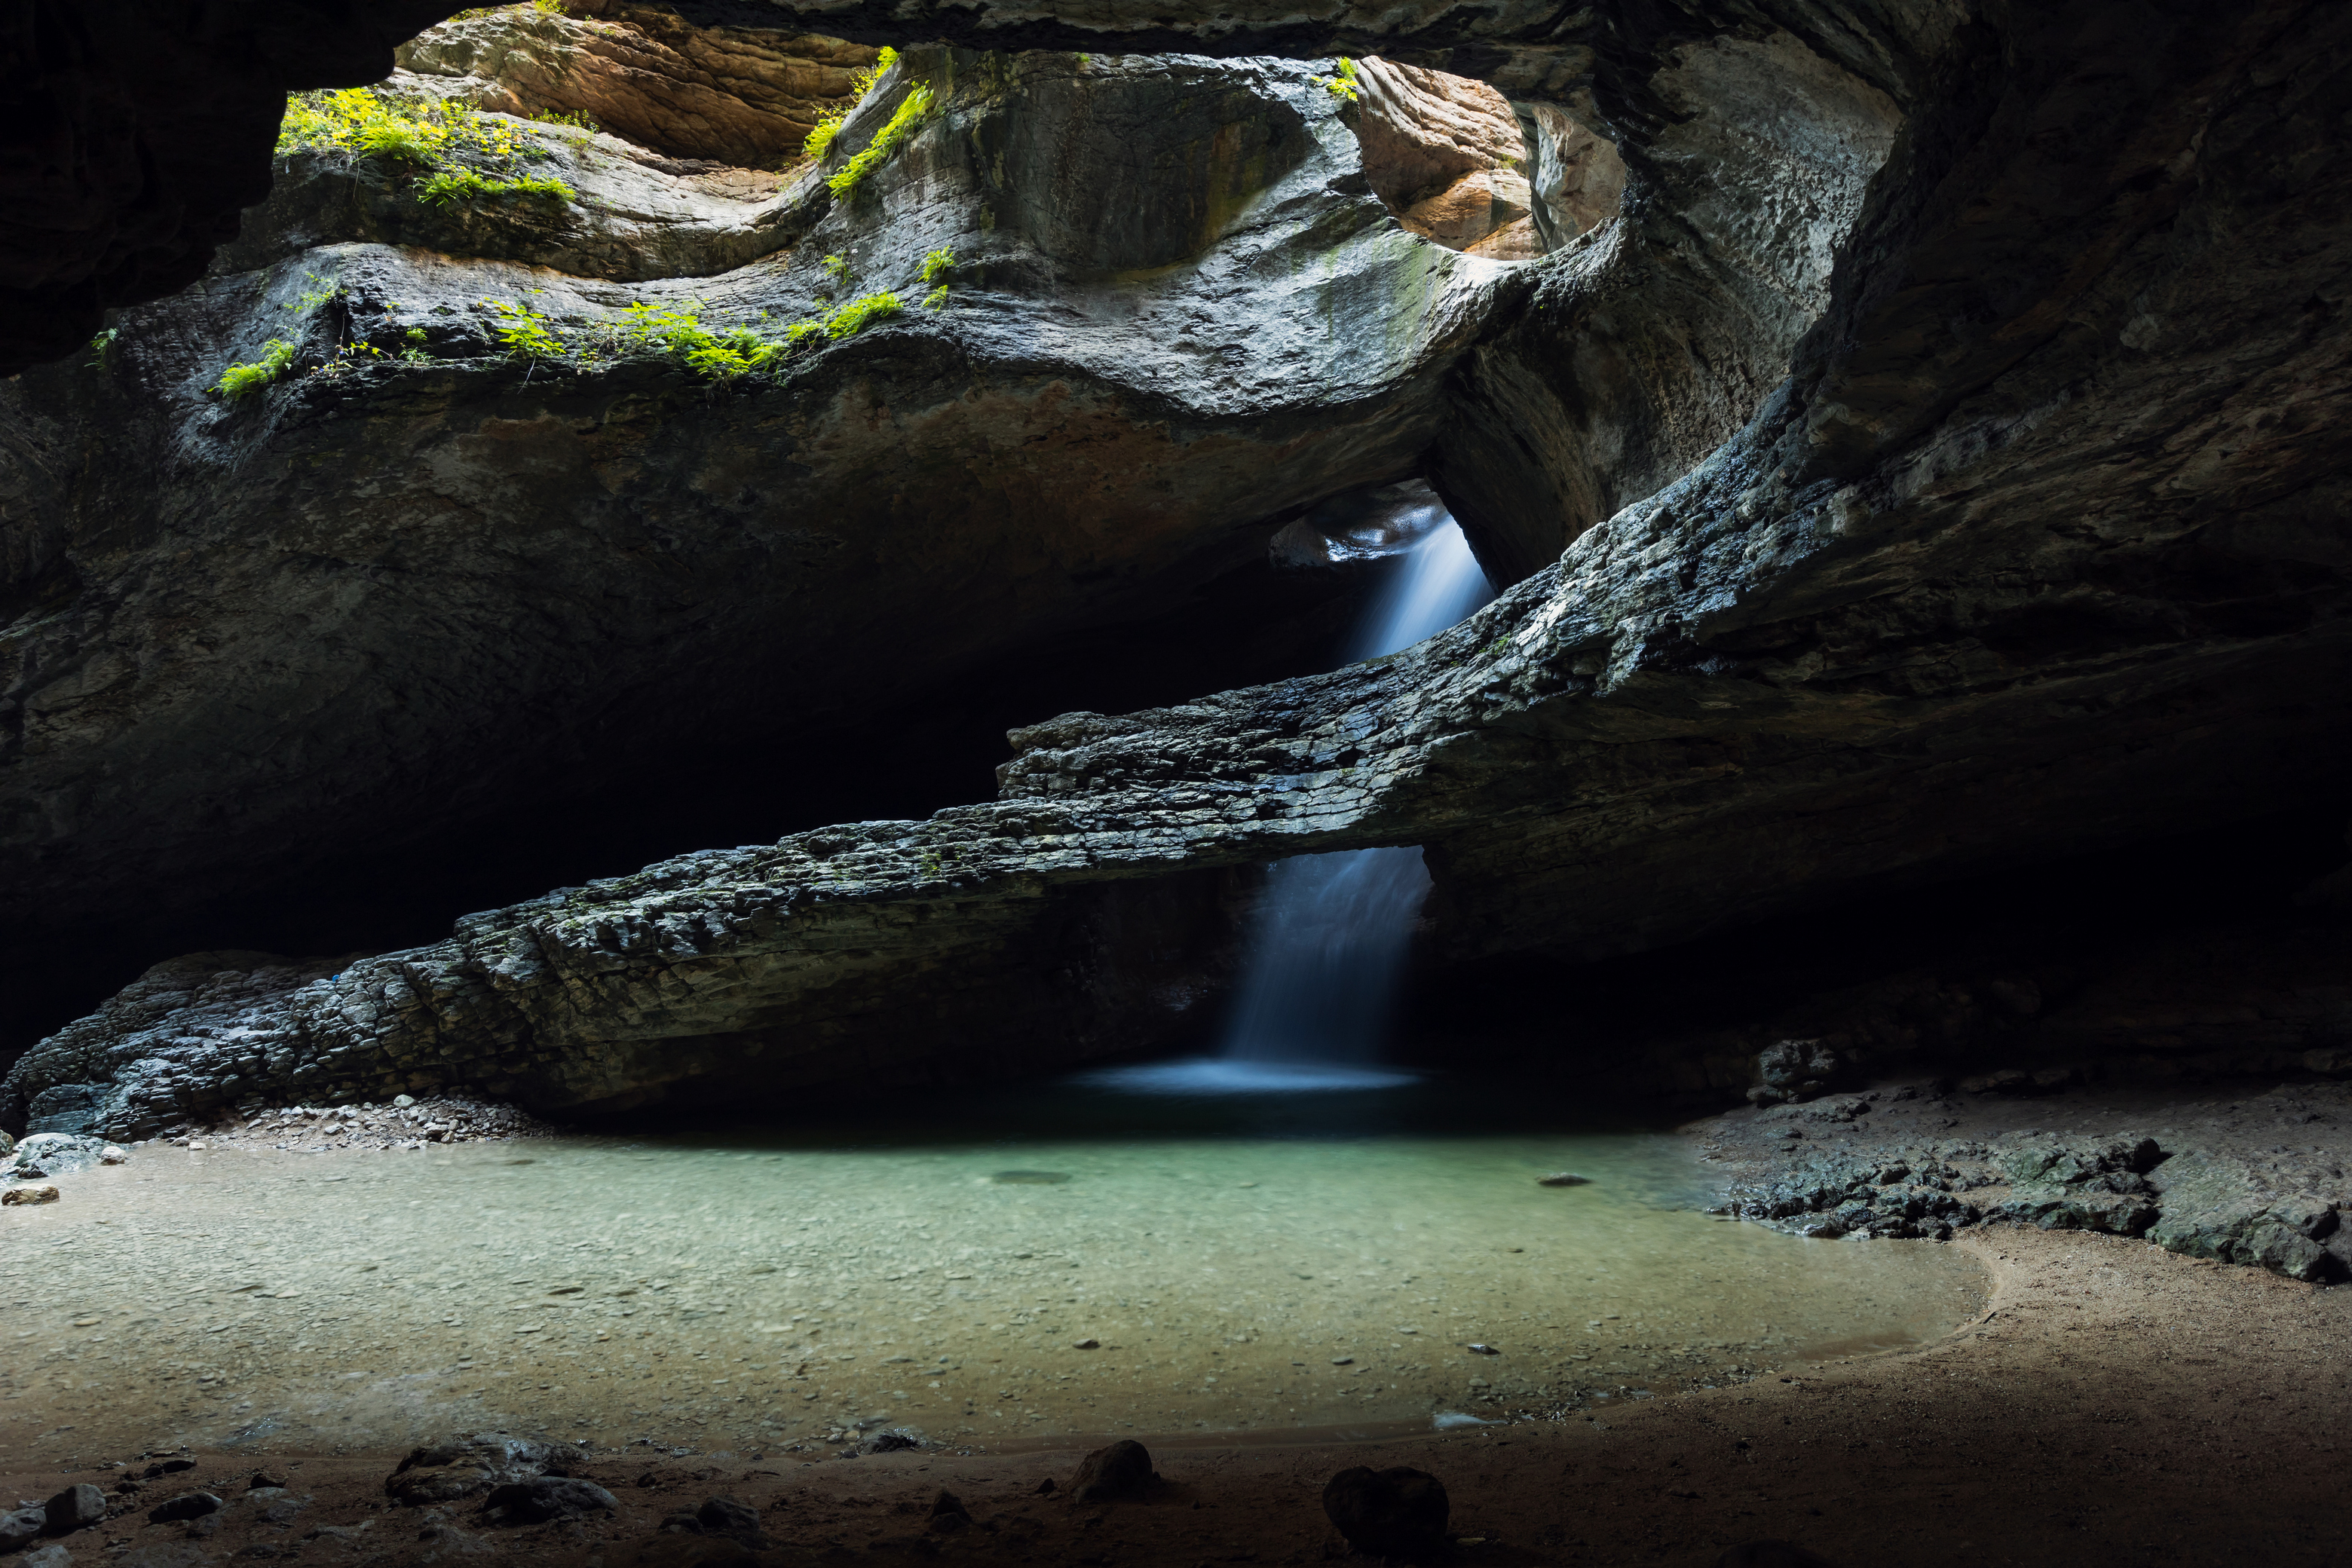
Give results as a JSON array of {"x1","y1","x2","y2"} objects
[
  {"x1": 0, "y1": 0, "x2": 1600, "y2": 378},
  {"x1": 0, "y1": 45, "x2": 1501, "y2": 947},
  {"x1": 394, "y1": 2, "x2": 880, "y2": 168},
  {"x1": 8, "y1": 2, "x2": 2351, "y2": 1141}
]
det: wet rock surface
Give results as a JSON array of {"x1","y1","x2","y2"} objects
[{"x1": 1695, "y1": 1077, "x2": 2352, "y2": 1282}]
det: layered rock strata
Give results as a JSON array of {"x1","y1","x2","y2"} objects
[
  {"x1": 2, "y1": 40, "x2": 1521, "y2": 945},
  {"x1": 9, "y1": 3, "x2": 2351, "y2": 1144}
]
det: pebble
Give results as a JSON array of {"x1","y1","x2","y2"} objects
[
  {"x1": 1538, "y1": 1172, "x2": 1592, "y2": 1187},
  {"x1": 2, "y1": 1185, "x2": 60, "y2": 1205}
]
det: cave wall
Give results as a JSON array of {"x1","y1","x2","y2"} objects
[
  {"x1": 7, "y1": 0, "x2": 2351, "y2": 1139},
  {"x1": 0, "y1": 40, "x2": 1507, "y2": 959}
]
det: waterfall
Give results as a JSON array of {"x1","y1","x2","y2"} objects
[{"x1": 1089, "y1": 515, "x2": 1493, "y2": 1095}]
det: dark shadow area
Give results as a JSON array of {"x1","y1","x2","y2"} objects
[
  {"x1": 0, "y1": 545, "x2": 1393, "y2": 1069},
  {"x1": 1400, "y1": 804, "x2": 2352, "y2": 1095}
]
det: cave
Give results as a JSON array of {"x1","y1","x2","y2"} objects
[{"x1": 0, "y1": 2, "x2": 2346, "y2": 1563}]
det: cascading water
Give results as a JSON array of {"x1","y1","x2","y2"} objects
[{"x1": 1092, "y1": 508, "x2": 1493, "y2": 1094}]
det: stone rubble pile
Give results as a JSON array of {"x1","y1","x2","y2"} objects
[{"x1": 178, "y1": 1093, "x2": 559, "y2": 1153}]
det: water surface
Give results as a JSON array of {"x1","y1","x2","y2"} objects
[{"x1": 0, "y1": 1073, "x2": 1985, "y2": 1463}]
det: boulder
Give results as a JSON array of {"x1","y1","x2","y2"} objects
[
  {"x1": 1321, "y1": 1465, "x2": 1448, "y2": 1558},
  {"x1": 1067, "y1": 1440, "x2": 1154, "y2": 1503},
  {"x1": 0, "y1": 1507, "x2": 44, "y2": 1552},
  {"x1": 42, "y1": 1484, "x2": 108, "y2": 1533}
]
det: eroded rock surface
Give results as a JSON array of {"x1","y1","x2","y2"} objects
[
  {"x1": 9, "y1": 5, "x2": 2351, "y2": 1153},
  {"x1": 1, "y1": 41, "x2": 1507, "y2": 947},
  {"x1": 1697, "y1": 1079, "x2": 2351, "y2": 1283},
  {"x1": 396, "y1": 2, "x2": 878, "y2": 167}
]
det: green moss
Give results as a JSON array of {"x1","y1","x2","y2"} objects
[
  {"x1": 215, "y1": 338, "x2": 298, "y2": 399},
  {"x1": 1316, "y1": 57, "x2": 1360, "y2": 103}
]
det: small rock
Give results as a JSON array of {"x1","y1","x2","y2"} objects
[
  {"x1": 44, "y1": 1483, "x2": 107, "y2": 1533},
  {"x1": 19, "y1": 1545, "x2": 72, "y2": 1568},
  {"x1": 1068, "y1": 1439, "x2": 1154, "y2": 1503},
  {"x1": 248, "y1": 1472, "x2": 287, "y2": 1490},
  {"x1": 1071, "y1": 1337, "x2": 1101, "y2": 1349},
  {"x1": 1536, "y1": 1172, "x2": 1591, "y2": 1187},
  {"x1": 1466, "y1": 1343, "x2": 1500, "y2": 1355},
  {"x1": 1032, "y1": 1478, "x2": 1056, "y2": 1496},
  {"x1": 482, "y1": 1476, "x2": 617, "y2": 1524},
  {"x1": 926, "y1": 1490, "x2": 972, "y2": 1534},
  {"x1": 146, "y1": 1491, "x2": 222, "y2": 1524},
  {"x1": 0, "y1": 1507, "x2": 44, "y2": 1552},
  {"x1": 2, "y1": 1184, "x2": 60, "y2": 1205},
  {"x1": 145, "y1": 1459, "x2": 198, "y2": 1478},
  {"x1": 1321, "y1": 1466, "x2": 1449, "y2": 1558},
  {"x1": 1331, "y1": 1356, "x2": 1354, "y2": 1365},
  {"x1": 694, "y1": 1495, "x2": 767, "y2": 1546}
]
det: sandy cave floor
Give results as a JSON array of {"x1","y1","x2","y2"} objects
[
  {"x1": 2, "y1": 1070, "x2": 2346, "y2": 1566},
  {"x1": 0, "y1": 1228, "x2": 2341, "y2": 1566}
]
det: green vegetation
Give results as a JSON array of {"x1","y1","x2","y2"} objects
[
  {"x1": 802, "y1": 46, "x2": 899, "y2": 158},
  {"x1": 827, "y1": 83, "x2": 935, "y2": 199},
  {"x1": 419, "y1": 167, "x2": 575, "y2": 207},
  {"x1": 532, "y1": 109, "x2": 600, "y2": 133},
  {"x1": 214, "y1": 338, "x2": 298, "y2": 400},
  {"x1": 825, "y1": 291, "x2": 901, "y2": 337},
  {"x1": 400, "y1": 327, "x2": 433, "y2": 366},
  {"x1": 276, "y1": 86, "x2": 572, "y2": 213},
  {"x1": 85, "y1": 328, "x2": 118, "y2": 372},
  {"x1": 1316, "y1": 57, "x2": 1360, "y2": 103},
  {"x1": 484, "y1": 299, "x2": 566, "y2": 360},
  {"x1": 822, "y1": 253, "x2": 853, "y2": 291},
  {"x1": 920, "y1": 247, "x2": 957, "y2": 311}
]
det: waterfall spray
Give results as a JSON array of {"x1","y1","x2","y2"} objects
[{"x1": 1090, "y1": 514, "x2": 1492, "y2": 1094}]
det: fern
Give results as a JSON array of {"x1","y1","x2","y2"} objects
[
  {"x1": 826, "y1": 84, "x2": 934, "y2": 199},
  {"x1": 804, "y1": 44, "x2": 900, "y2": 158},
  {"x1": 825, "y1": 291, "x2": 902, "y2": 337},
  {"x1": 215, "y1": 338, "x2": 299, "y2": 399}
]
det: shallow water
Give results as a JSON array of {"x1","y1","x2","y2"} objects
[{"x1": 0, "y1": 1073, "x2": 1985, "y2": 1465}]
